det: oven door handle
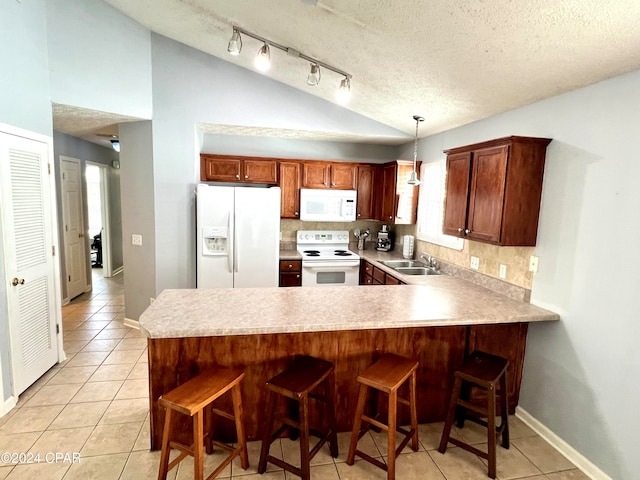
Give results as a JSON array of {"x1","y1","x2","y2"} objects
[{"x1": 302, "y1": 261, "x2": 360, "y2": 268}]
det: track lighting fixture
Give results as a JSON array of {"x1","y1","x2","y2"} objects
[
  {"x1": 227, "y1": 28, "x2": 242, "y2": 55},
  {"x1": 407, "y1": 115, "x2": 424, "y2": 186},
  {"x1": 227, "y1": 26, "x2": 352, "y2": 102},
  {"x1": 307, "y1": 63, "x2": 321, "y2": 86},
  {"x1": 110, "y1": 139, "x2": 120, "y2": 153}
]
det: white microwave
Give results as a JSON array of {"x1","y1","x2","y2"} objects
[{"x1": 299, "y1": 189, "x2": 357, "y2": 222}]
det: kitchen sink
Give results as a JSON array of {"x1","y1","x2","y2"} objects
[
  {"x1": 392, "y1": 266, "x2": 440, "y2": 276},
  {"x1": 381, "y1": 260, "x2": 428, "y2": 268}
]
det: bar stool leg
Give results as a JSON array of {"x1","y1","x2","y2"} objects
[
  {"x1": 500, "y1": 372, "x2": 510, "y2": 448},
  {"x1": 409, "y1": 371, "x2": 419, "y2": 451},
  {"x1": 438, "y1": 375, "x2": 462, "y2": 453},
  {"x1": 193, "y1": 411, "x2": 204, "y2": 480},
  {"x1": 258, "y1": 391, "x2": 277, "y2": 474},
  {"x1": 158, "y1": 408, "x2": 173, "y2": 480},
  {"x1": 346, "y1": 384, "x2": 368, "y2": 465},
  {"x1": 299, "y1": 395, "x2": 311, "y2": 480},
  {"x1": 325, "y1": 373, "x2": 339, "y2": 458},
  {"x1": 204, "y1": 406, "x2": 213, "y2": 455},
  {"x1": 487, "y1": 385, "x2": 497, "y2": 479},
  {"x1": 230, "y1": 383, "x2": 249, "y2": 469},
  {"x1": 387, "y1": 390, "x2": 397, "y2": 480}
]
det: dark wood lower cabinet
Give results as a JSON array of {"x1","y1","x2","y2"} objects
[
  {"x1": 147, "y1": 323, "x2": 529, "y2": 449},
  {"x1": 279, "y1": 260, "x2": 301, "y2": 287}
]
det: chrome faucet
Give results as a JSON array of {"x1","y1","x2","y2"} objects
[
  {"x1": 421, "y1": 253, "x2": 437, "y2": 269},
  {"x1": 355, "y1": 228, "x2": 370, "y2": 250}
]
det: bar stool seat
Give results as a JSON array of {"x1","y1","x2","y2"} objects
[
  {"x1": 438, "y1": 351, "x2": 510, "y2": 479},
  {"x1": 346, "y1": 353, "x2": 419, "y2": 480},
  {"x1": 157, "y1": 367, "x2": 249, "y2": 480},
  {"x1": 258, "y1": 356, "x2": 338, "y2": 480}
]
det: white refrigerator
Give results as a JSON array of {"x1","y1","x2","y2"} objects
[{"x1": 196, "y1": 184, "x2": 281, "y2": 288}]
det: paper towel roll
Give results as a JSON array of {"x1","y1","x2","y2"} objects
[{"x1": 402, "y1": 235, "x2": 414, "y2": 259}]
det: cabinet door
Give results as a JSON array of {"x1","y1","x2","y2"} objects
[
  {"x1": 243, "y1": 159, "x2": 278, "y2": 184},
  {"x1": 330, "y1": 164, "x2": 357, "y2": 189},
  {"x1": 302, "y1": 162, "x2": 329, "y2": 188},
  {"x1": 279, "y1": 162, "x2": 301, "y2": 218},
  {"x1": 202, "y1": 157, "x2": 242, "y2": 182},
  {"x1": 356, "y1": 165, "x2": 375, "y2": 219},
  {"x1": 467, "y1": 146, "x2": 508, "y2": 244},
  {"x1": 279, "y1": 272, "x2": 302, "y2": 287},
  {"x1": 442, "y1": 152, "x2": 472, "y2": 237},
  {"x1": 385, "y1": 274, "x2": 400, "y2": 285},
  {"x1": 379, "y1": 163, "x2": 397, "y2": 222}
]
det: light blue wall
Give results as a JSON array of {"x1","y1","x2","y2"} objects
[
  {"x1": 0, "y1": 0, "x2": 52, "y2": 402},
  {"x1": 201, "y1": 134, "x2": 402, "y2": 163},
  {"x1": 420, "y1": 69, "x2": 640, "y2": 479},
  {"x1": 45, "y1": 0, "x2": 152, "y2": 119}
]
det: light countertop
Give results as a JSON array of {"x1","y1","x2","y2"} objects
[{"x1": 139, "y1": 272, "x2": 559, "y2": 338}]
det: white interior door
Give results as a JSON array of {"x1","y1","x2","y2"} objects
[
  {"x1": 61, "y1": 157, "x2": 87, "y2": 300},
  {"x1": 0, "y1": 130, "x2": 59, "y2": 395}
]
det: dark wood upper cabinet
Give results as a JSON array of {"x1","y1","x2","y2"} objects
[
  {"x1": 201, "y1": 154, "x2": 277, "y2": 184},
  {"x1": 377, "y1": 160, "x2": 420, "y2": 224},
  {"x1": 356, "y1": 165, "x2": 376, "y2": 220},
  {"x1": 301, "y1": 162, "x2": 357, "y2": 190},
  {"x1": 443, "y1": 136, "x2": 551, "y2": 246},
  {"x1": 279, "y1": 162, "x2": 301, "y2": 219}
]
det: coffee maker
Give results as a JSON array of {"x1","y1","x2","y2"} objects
[{"x1": 376, "y1": 225, "x2": 393, "y2": 252}]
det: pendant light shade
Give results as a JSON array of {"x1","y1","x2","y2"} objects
[
  {"x1": 336, "y1": 76, "x2": 351, "y2": 104},
  {"x1": 255, "y1": 43, "x2": 271, "y2": 71},
  {"x1": 227, "y1": 29, "x2": 242, "y2": 55},
  {"x1": 407, "y1": 115, "x2": 424, "y2": 186}
]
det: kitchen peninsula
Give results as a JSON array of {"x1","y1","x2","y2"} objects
[{"x1": 140, "y1": 275, "x2": 559, "y2": 450}]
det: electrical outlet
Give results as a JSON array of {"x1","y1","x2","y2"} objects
[
  {"x1": 470, "y1": 256, "x2": 480, "y2": 270},
  {"x1": 529, "y1": 255, "x2": 539, "y2": 273},
  {"x1": 499, "y1": 264, "x2": 507, "y2": 279},
  {"x1": 132, "y1": 234, "x2": 143, "y2": 246}
]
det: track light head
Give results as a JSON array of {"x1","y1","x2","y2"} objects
[
  {"x1": 336, "y1": 77, "x2": 351, "y2": 104},
  {"x1": 307, "y1": 64, "x2": 321, "y2": 86},
  {"x1": 255, "y1": 43, "x2": 271, "y2": 71},
  {"x1": 110, "y1": 139, "x2": 120, "y2": 153},
  {"x1": 227, "y1": 29, "x2": 242, "y2": 55}
]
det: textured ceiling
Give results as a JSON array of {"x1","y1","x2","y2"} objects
[{"x1": 61, "y1": 0, "x2": 640, "y2": 145}]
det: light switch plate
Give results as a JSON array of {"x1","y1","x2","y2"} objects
[
  {"x1": 499, "y1": 264, "x2": 507, "y2": 279},
  {"x1": 132, "y1": 234, "x2": 143, "y2": 246},
  {"x1": 529, "y1": 255, "x2": 539, "y2": 273},
  {"x1": 470, "y1": 256, "x2": 480, "y2": 270}
]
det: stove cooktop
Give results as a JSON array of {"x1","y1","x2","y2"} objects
[{"x1": 296, "y1": 230, "x2": 360, "y2": 262}]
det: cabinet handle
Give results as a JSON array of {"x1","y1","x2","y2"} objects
[
  {"x1": 245, "y1": 175, "x2": 249, "y2": 179},
  {"x1": 288, "y1": 264, "x2": 293, "y2": 269},
  {"x1": 236, "y1": 174, "x2": 240, "y2": 179},
  {"x1": 296, "y1": 274, "x2": 300, "y2": 278},
  {"x1": 357, "y1": 213, "x2": 361, "y2": 217},
  {"x1": 458, "y1": 227, "x2": 464, "y2": 233},
  {"x1": 11, "y1": 278, "x2": 25, "y2": 286},
  {"x1": 331, "y1": 182, "x2": 335, "y2": 186},
  {"x1": 295, "y1": 211, "x2": 299, "y2": 216},
  {"x1": 324, "y1": 182, "x2": 328, "y2": 186},
  {"x1": 389, "y1": 216, "x2": 392, "y2": 220},
  {"x1": 465, "y1": 229, "x2": 470, "y2": 234}
]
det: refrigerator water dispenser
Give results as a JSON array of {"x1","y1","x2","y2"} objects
[{"x1": 202, "y1": 227, "x2": 228, "y2": 255}]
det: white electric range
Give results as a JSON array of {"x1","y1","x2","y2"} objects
[{"x1": 296, "y1": 230, "x2": 360, "y2": 287}]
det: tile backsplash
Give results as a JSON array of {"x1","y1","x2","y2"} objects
[{"x1": 281, "y1": 220, "x2": 535, "y2": 290}]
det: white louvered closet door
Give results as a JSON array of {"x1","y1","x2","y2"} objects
[{"x1": 0, "y1": 131, "x2": 58, "y2": 395}]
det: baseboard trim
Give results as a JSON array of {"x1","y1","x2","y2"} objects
[
  {"x1": 112, "y1": 266, "x2": 124, "y2": 277},
  {"x1": 0, "y1": 396, "x2": 16, "y2": 418},
  {"x1": 516, "y1": 407, "x2": 612, "y2": 480},
  {"x1": 123, "y1": 317, "x2": 140, "y2": 329}
]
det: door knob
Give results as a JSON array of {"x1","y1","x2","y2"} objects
[{"x1": 11, "y1": 278, "x2": 25, "y2": 286}]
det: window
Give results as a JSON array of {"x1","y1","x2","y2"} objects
[{"x1": 416, "y1": 161, "x2": 464, "y2": 250}]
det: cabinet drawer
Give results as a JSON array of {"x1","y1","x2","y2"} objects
[
  {"x1": 363, "y1": 262, "x2": 374, "y2": 277},
  {"x1": 385, "y1": 274, "x2": 401, "y2": 285},
  {"x1": 279, "y1": 260, "x2": 301, "y2": 272},
  {"x1": 372, "y1": 267, "x2": 386, "y2": 284},
  {"x1": 279, "y1": 272, "x2": 302, "y2": 287}
]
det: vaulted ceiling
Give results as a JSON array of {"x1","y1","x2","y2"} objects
[{"x1": 58, "y1": 0, "x2": 640, "y2": 145}]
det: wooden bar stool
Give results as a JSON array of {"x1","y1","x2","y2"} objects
[
  {"x1": 438, "y1": 351, "x2": 510, "y2": 479},
  {"x1": 346, "y1": 353, "x2": 419, "y2": 480},
  {"x1": 157, "y1": 367, "x2": 249, "y2": 480},
  {"x1": 257, "y1": 355, "x2": 338, "y2": 480}
]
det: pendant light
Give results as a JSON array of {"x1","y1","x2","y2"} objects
[
  {"x1": 307, "y1": 63, "x2": 321, "y2": 86},
  {"x1": 227, "y1": 28, "x2": 242, "y2": 55},
  {"x1": 407, "y1": 115, "x2": 424, "y2": 186},
  {"x1": 255, "y1": 43, "x2": 271, "y2": 71}
]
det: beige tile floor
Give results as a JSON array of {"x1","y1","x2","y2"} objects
[{"x1": 0, "y1": 271, "x2": 589, "y2": 480}]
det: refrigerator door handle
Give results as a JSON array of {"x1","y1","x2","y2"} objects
[
  {"x1": 233, "y1": 209, "x2": 239, "y2": 273},
  {"x1": 226, "y1": 213, "x2": 232, "y2": 273}
]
